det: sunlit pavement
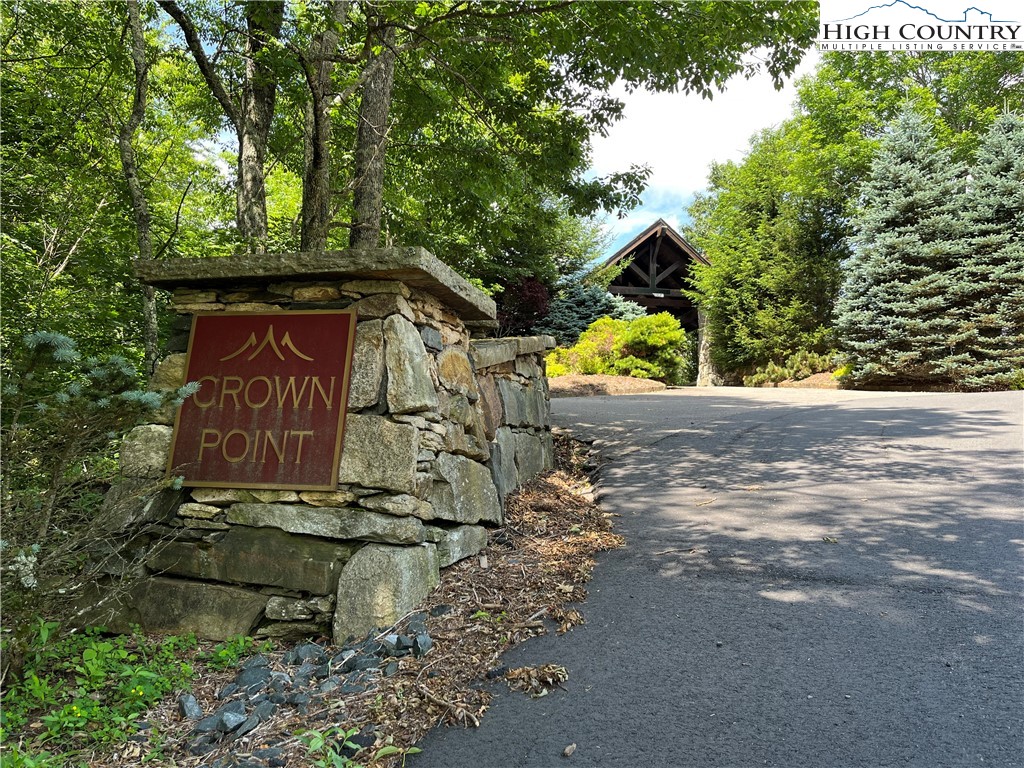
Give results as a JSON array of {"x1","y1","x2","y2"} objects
[{"x1": 412, "y1": 388, "x2": 1023, "y2": 767}]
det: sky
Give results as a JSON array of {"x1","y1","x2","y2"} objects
[{"x1": 589, "y1": 50, "x2": 821, "y2": 255}]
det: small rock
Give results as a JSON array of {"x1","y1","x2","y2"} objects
[
  {"x1": 320, "y1": 677, "x2": 341, "y2": 693},
  {"x1": 430, "y1": 604, "x2": 452, "y2": 617},
  {"x1": 218, "y1": 682, "x2": 240, "y2": 699},
  {"x1": 564, "y1": 743, "x2": 577, "y2": 757},
  {"x1": 294, "y1": 642, "x2": 327, "y2": 664},
  {"x1": 221, "y1": 710, "x2": 248, "y2": 732},
  {"x1": 486, "y1": 666, "x2": 508, "y2": 680},
  {"x1": 332, "y1": 649, "x2": 358, "y2": 672},
  {"x1": 352, "y1": 655, "x2": 380, "y2": 672},
  {"x1": 253, "y1": 700, "x2": 278, "y2": 722},
  {"x1": 236, "y1": 666, "x2": 273, "y2": 693},
  {"x1": 413, "y1": 633, "x2": 433, "y2": 658},
  {"x1": 287, "y1": 692, "x2": 312, "y2": 707},
  {"x1": 192, "y1": 715, "x2": 223, "y2": 734},
  {"x1": 407, "y1": 611, "x2": 429, "y2": 634},
  {"x1": 255, "y1": 747, "x2": 286, "y2": 767},
  {"x1": 241, "y1": 654, "x2": 270, "y2": 669},
  {"x1": 269, "y1": 692, "x2": 288, "y2": 705},
  {"x1": 383, "y1": 661, "x2": 400, "y2": 677},
  {"x1": 233, "y1": 714, "x2": 261, "y2": 738},
  {"x1": 268, "y1": 680, "x2": 289, "y2": 694},
  {"x1": 341, "y1": 727, "x2": 377, "y2": 759},
  {"x1": 313, "y1": 663, "x2": 331, "y2": 679},
  {"x1": 395, "y1": 634, "x2": 415, "y2": 652},
  {"x1": 188, "y1": 734, "x2": 219, "y2": 755},
  {"x1": 178, "y1": 693, "x2": 203, "y2": 720}
]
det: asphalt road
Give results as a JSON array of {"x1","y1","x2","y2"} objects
[{"x1": 412, "y1": 388, "x2": 1024, "y2": 768}]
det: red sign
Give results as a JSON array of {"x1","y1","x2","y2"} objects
[{"x1": 168, "y1": 310, "x2": 357, "y2": 490}]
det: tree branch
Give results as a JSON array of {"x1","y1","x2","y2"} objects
[{"x1": 157, "y1": 0, "x2": 238, "y2": 128}]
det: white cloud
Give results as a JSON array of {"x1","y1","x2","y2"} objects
[{"x1": 592, "y1": 51, "x2": 820, "y2": 252}]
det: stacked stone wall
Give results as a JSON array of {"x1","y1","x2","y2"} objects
[{"x1": 91, "y1": 269, "x2": 554, "y2": 645}]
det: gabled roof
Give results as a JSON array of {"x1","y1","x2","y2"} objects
[{"x1": 604, "y1": 218, "x2": 709, "y2": 267}]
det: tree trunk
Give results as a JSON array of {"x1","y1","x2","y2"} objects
[
  {"x1": 118, "y1": 0, "x2": 159, "y2": 370},
  {"x1": 237, "y1": 1, "x2": 284, "y2": 253},
  {"x1": 349, "y1": 19, "x2": 396, "y2": 250},
  {"x1": 301, "y1": 2, "x2": 345, "y2": 253}
]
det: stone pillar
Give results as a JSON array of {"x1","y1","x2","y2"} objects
[
  {"x1": 696, "y1": 310, "x2": 723, "y2": 387},
  {"x1": 86, "y1": 249, "x2": 556, "y2": 644}
]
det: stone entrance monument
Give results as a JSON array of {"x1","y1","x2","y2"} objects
[{"x1": 85, "y1": 248, "x2": 555, "y2": 644}]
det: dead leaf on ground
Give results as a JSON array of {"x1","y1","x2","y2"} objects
[
  {"x1": 563, "y1": 743, "x2": 577, "y2": 757},
  {"x1": 504, "y1": 664, "x2": 569, "y2": 698},
  {"x1": 694, "y1": 498, "x2": 717, "y2": 507}
]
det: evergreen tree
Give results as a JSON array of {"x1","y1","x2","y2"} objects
[
  {"x1": 534, "y1": 284, "x2": 646, "y2": 346},
  {"x1": 836, "y1": 110, "x2": 967, "y2": 386},
  {"x1": 948, "y1": 114, "x2": 1024, "y2": 388}
]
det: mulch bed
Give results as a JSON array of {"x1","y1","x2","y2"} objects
[
  {"x1": 548, "y1": 374, "x2": 667, "y2": 398},
  {"x1": 95, "y1": 433, "x2": 622, "y2": 767}
]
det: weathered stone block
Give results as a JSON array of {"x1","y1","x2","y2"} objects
[
  {"x1": 436, "y1": 348, "x2": 479, "y2": 400},
  {"x1": 516, "y1": 336, "x2": 555, "y2": 355},
  {"x1": 177, "y1": 502, "x2": 221, "y2": 520},
  {"x1": 190, "y1": 488, "x2": 253, "y2": 506},
  {"x1": 226, "y1": 503, "x2": 425, "y2": 544},
  {"x1": 120, "y1": 424, "x2": 173, "y2": 478},
  {"x1": 443, "y1": 421, "x2": 489, "y2": 462},
  {"x1": 489, "y1": 427, "x2": 518, "y2": 503},
  {"x1": 542, "y1": 431, "x2": 554, "y2": 470},
  {"x1": 469, "y1": 339, "x2": 518, "y2": 370},
  {"x1": 148, "y1": 354, "x2": 187, "y2": 392},
  {"x1": 428, "y1": 453, "x2": 502, "y2": 525},
  {"x1": 249, "y1": 490, "x2": 301, "y2": 503},
  {"x1": 332, "y1": 543, "x2": 439, "y2": 643},
  {"x1": 148, "y1": 526, "x2": 356, "y2": 593},
  {"x1": 339, "y1": 414, "x2": 418, "y2": 493},
  {"x1": 476, "y1": 375, "x2": 502, "y2": 440},
  {"x1": 342, "y1": 280, "x2": 411, "y2": 298},
  {"x1": 300, "y1": 489, "x2": 360, "y2": 507},
  {"x1": 98, "y1": 481, "x2": 183, "y2": 533},
  {"x1": 264, "y1": 595, "x2": 334, "y2": 621},
  {"x1": 354, "y1": 293, "x2": 415, "y2": 321},
  {"x1": 419, "y1": 326, "x2": 443, "y2": 352},
  {"x1": 384, "y1": 315, "x2": 438, "y2": 414},
  {"x1": 514, "y1": 431, "x2": 547, "y2": 483},
  {"x1": 293, "y1": 285, "x2": 341, "y2": 302},
  {"x1": 348, "y1": 320, "x2": 385, "y2": 410},
  {"x1": 81, "y1": 578, "x2": 268, "y2": 641},
  {"x1": 172, "y1": 289, "x2": 217, "y2": 304},
  {"x1": 524, "y1": 385, "x2": 549, "y2": 428},
  {"x1": 430, "y1": 525, "x2": 488, "y2": 568},
  {"x1": 360, "y1": 494, "x2": 435, "y2": 521},
  {"x1": 496, "y1": 379, "x2": 527, "y2": 427}
]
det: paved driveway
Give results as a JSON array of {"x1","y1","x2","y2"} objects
[{"x1": 412, "y1": 388, "x2": 1023, "y2": 767}]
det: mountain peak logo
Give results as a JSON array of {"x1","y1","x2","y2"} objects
[
  {"x1": 219, "y1": 325, "x2": 315, "y2": 363},
  {"x1": 817, "y1": 0, "x2": 1021, "y2": 50}
]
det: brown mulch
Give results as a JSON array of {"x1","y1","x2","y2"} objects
[
  {"x1": 769, "y1": 373, "x2": 840, "y2": 389},
  {"x1": 98, "y1": 433, "x2": 622, "y2": 767},
  {"x1": 548, "y1": 374, "x2": 667, "y2": 398}
]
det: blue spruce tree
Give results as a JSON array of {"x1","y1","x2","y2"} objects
[
  {"x1": 836, "y1": 110, "x2": 966, "y2": 386},
  {"x1": 948, "y1": 113, "x2": 1024, "y2": 389}
]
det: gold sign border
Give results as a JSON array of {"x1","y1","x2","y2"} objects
[{"x1": 166, "y1": 308, "x2": 359, "y2": 492}]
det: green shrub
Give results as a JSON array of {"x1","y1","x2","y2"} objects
[
  {"x1": 0, "y1": 623, "x2": 197, "y2": 763},
  {"x1": 742, "y1": 350, "x2": 836, "y2": 387},
  {"x1": 545, "y1": 313, "x2": 690, "y2": 384}
]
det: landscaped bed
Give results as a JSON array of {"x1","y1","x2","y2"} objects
[{"x1": 3, "y1": 434, "x2": 620, "y2": 768}]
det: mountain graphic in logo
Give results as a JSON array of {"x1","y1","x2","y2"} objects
[
  {"x1": 219, "y1": 325, "x2": 315, "y2": 362},
  {"x1": 832, "y1": 1, "x2": 1015, "y2": 23}
]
